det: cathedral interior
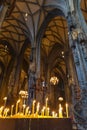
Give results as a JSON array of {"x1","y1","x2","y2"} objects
[{"x1": 0, "y1": 0, "x2": 87, "y2": 130}]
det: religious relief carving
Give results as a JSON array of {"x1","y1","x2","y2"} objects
[
  {"x1": 74, "y1": 98, "x2": 87, "y2": 129},
  {"x1": 74, "y1": 86, "x2": 81, "y2": 101},
  {"x1": 81, "y1": 88, "x2": 87, "y2": 104},
  {"x1": 70, "y1": 25, "x2": 83, "y2": 41},
  {"x1": 72, "y1": 48, "x2": 79, "y2": 65},
  {"x1": 72, "y1": 84, "x2": 87, "y2": 129},
  {"x1": 81, "y1": 43, "x2": 87, "y2": 60},
  {"x1": 69, "y1": 23, "x2": 87, "y2": 65},
  {"x1": 68, "y1": 26, "x2": 79, "y2": 64},
  {"x1": 68, "y1": 0, "x2": 74, "y2": 12},
  {"x1": 75, "y1": 28, "x2": 87, "y2": 63},
  {"x1": 71, "y1": 28, "x2": 79, "y2": 40}
]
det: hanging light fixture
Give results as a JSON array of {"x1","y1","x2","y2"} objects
[
  {"x1": 19, "y1": 90, "x2": 28, "y2": 99},
  {"x1": 50, "y1": 76, "x2": 59, "y2": 85},
  {"x1": 58, "y1": 97, "x2": 64, "y2": 102}
]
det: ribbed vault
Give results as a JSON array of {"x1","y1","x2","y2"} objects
[{"x1": 0, "y1": 0, "x2": 87, "y2": 107}]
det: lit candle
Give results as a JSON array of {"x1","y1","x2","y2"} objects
[
  {"x1": 47, "y1": 107, "x2": 50, "y2": 116},
  {"x1": 28, "y1": 110, "x2": 31, "y2": 115},
  {"x1": 5, "y1": 108, "x2": 9, "y2": 117},
  {"x1": 23, "y1": 104, "x2": 26, "y2": 115},
  {"x1": 25, "y1": 106, "x2": 29, "y2": 115},
  {"x1": 46, "y1": 97, "x2": 48, "y2": 108},
  {"x1": 59, "y1": 104, "x2": 63, "y2": 118},
  {"x1": 3, "y1": 108, "x2": 9, "y2": 117},
  {"x1": 66, "y1": 103, "x2": 69, "y2": 118},
  {"x1": 32, "y1": 100, "x2": 36, "y2": 114},
  {"x1": 0, "y1": 106, "x2": 4, "y2": 116},
  {"x1": 45, "y1": 97, "x2": 48, "y2": 116},
  {"x1": 3, "y1": 97, "x2": 7, "y2": 107},
  {"x1": 15, "y1": 99, "x2": 20, "y2": 114},
  {"x1": 52, "y1": 111, "x2": 55, "y2": 117},
  {"x1": 3, "y1": 109, "x2": 6, "y2": 117},
  {"x1": 55, "y1": 113, "x2": 57, "y2": 117},
  {"x1": 41, "y1": 106, "x2": 45, "y2": 116},
  {"x1": 11, "y1": 105, "x2": 14, "y2": 116},
  {"x1": 36, "y1": 102, "x2": 40, "y2": 115}
]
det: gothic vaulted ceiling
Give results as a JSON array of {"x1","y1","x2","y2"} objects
[{"x1": 0, "y1": 0, "x2": 87, "y2": 80}]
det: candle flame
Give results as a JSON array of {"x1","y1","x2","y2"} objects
[
  {"x1": 17, "y1": 99, "x2": 20, "y2": 103},
  {"x1": 3, "y1": 97, "x2": 7, "y2": 101}
]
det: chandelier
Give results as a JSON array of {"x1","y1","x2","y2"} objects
[
  {"x1": 19, "y1": 90, "x2": 28, "y2": 99},
  {"x1": 50, "y1": 76, "x2": 59, "y2": 85}
]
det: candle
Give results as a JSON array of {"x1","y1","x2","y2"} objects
[
  {"x1": 45, "y1": 97, "x2": 48, "y2": 116},
  {"x1": 15, "y1": 99, "x2": 20, "y2": 114},
  {"x1": 66, "y1": 103, "x2": 69, "y2": 118},
  {"x1": 11, "y1": 105, "x2": 14, "y2": 116},
  {"x1": 55, "y1": 113, "x2": 57, "y2": 117},
  {"x1": 3, "y1": 109, "x2": 5, "y2": 117},
  {"x1": 52, "y1": 112, "x2": 57, "y2": 118},
  {"x1": 5, "y1": 108, "x2": 9, "y2": 117},
  {"x1": 52, "y1": 111, "x2": 55, "y2": 117},
  {"x1": 23, "y1": 104, "x2": 26, "y2": 115},
  {"x1": 59, "y1": 104, "x2": 63, "y2": 118},
  {"x1": 47, "y1": 107, "x2": 50, "y2": 116},
  {"x1": 3, "y1": 97, "x2": 7, "y2": 107},
  {"x1": 41, "y1": 106, "x2": 45, "y2": 116},
  {"x1": 46, "y1": 97, "x2": 48, "y2": 108},
  {"x1": 3, "y1": 108, "x2": 9, "y2": 117},
  {"x1": 32, "y1": 100, "x2": 36, "y2": 114},
  {"x1": 25, "y1": 106, "x2": 29, "y2": 115},
  {"x1": 36, "y1": 102, "x2": 40, "y2": 115},
  {"x1": 29, "y1": 110, "x2": 31, "y2": 115},
  {"x1": 0, "y1": 106, "x2": 4, "y2": 116},
  {"x1": 41, "y1": 109, "x2": 44, "y2": 116}
]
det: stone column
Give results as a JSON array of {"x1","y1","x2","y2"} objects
[
  {"x1": 28, "y1": 47, "x2": 36, "y2": 105},
  {"x1": 12, "y1": 39, "x2": 29, "y2": 102},
  {"x1": 36, "y1": 41, "x2": 40, "y2": 79},
  {"x1": 36, "y1": 42, "x2": 44, "y2": 105},
  {"x1": 67, "y1": 12, "x2": 87, "y2": 128}
]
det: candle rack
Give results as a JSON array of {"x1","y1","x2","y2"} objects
[{"x1": 0, "y1": 96, "x2": 69, "y2": 119}]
